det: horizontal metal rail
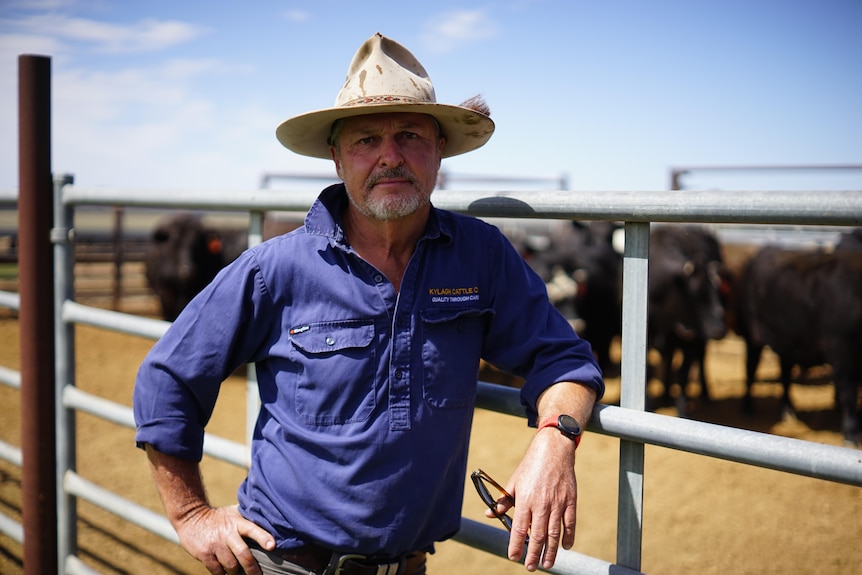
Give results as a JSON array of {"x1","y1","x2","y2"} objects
[
  {"x1": 453, "y1": 519, "x2": 643, "y2": 575},
  {"x1": 61, "y1": 384, "x2": 249, "y2": 468},
  {"x1": 0, "y1": 512, "x2": 23, "y2": 544},
  {"x1": 0, "y1": 364, "x2": 21, "y2": 390},
  {"x1": 590, "y1": 405, "x2": 862, "y2": 486},
  {"x1": 61, "y1": 300, "x2": 167, "y2": 340},
  {"x1": 60, "y1": 186, "x2": 862, "y2": 226},
  {"x1": 64, "y1": 555, "x2": 100, "y2": 575},
  {"x1": 476, "y1": 382, "x2": 862, "y2": 487},
  {"x1": 0, "y1": 440, "x2": 22, "y2": 467},
  {"x1": 0, "y1": 291, "x2": 20, "y2": 311},
  {"x1": 64, "y1": 471, "x2": 179, "y2": 544}
]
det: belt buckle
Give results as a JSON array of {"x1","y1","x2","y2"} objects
[{"x1": 329, "y1": 553, "x2": 399, "y2": 575}]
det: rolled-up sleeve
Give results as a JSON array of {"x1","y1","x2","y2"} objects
[
  {"x1": 133, "y1": 250, "x2": 274, "y2": 459},
  {"x1": 477, "y1": 229, "x2": 604, "y2": 425}
]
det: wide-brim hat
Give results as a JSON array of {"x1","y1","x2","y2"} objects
[{"x1": 276, "y1": 33, "x2": 495, "y2": 160}]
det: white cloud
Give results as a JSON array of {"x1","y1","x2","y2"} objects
[
  {"x1": 3, "y1": 13, "x2": 205, "y2": 53},
  {"x1": 54, "y1": 57, "x2": 217, "y2": 119},
  {"x1": 34, "y1": 53, "x2": 308, "y2": 190},
  {"x1": 421, "y1": 10, "x2": 500, "y2": 54},
  {"x1": 0, "y1": 31, "x2": 65, "y2": 58},
  {"x1": 282, "y1": 10, "x2": 311, "y2": 23},
  {"x1": 0, "y1": 0, "x2": 78, "y2": 9}
]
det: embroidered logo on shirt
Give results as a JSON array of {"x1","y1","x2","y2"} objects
[
  {"x1": 428, "y1": 286, "x2": 480, "y2": 303},
  {"x1": 289, "y1": 325, "x2": 310, "y2": 335}
]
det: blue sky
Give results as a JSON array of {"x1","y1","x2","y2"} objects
[{"x1": 1, "y1": 0, "x2": 860, "y2": 193}]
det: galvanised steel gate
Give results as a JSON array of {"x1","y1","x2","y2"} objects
[{"x1": 4, "y1": 175, "x2": 862, "y2": 574}]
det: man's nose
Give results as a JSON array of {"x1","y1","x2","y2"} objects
[{"x1": 377, "y1": 136, "x2": 404, "y2": 167}]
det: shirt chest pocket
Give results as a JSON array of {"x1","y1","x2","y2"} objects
[
  {"x1": 289, "y1": 320, "x2": 376, "y2": 425},
  {"x1": 420, "y1": 307, "x2": 494, "y2": 409}
]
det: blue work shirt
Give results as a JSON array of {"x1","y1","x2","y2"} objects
[{"x1": 134, "y1": 183, "x2": 604, "y2": 557}]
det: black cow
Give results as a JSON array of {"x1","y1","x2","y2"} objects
[
  {"x1": 734, "y1": 245, "x2": 862, "y2": 445},
  {"x1": 836, "y1": 227, "x2": 862, "y2": 252},
  {"x1": 523, "y1": 221, "x2": 624, "y2": 373},
  {"x1": 648, "y1": 225, "x2": 729, "y2": 415},
  {"x1": 145, "y1": 213, "x2": 247, "y2": 321}
]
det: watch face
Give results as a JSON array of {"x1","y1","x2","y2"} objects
[{"x1": 558, "y1": 414, "x2": 581, "y2": 436}]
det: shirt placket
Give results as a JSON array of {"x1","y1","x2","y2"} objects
[
  {"x1": 387, "y1": 244, "x2": 424, "y2": 432},
  {"x1": 388, "y1": 299, "x2": 412, "y2": 431},
  {"x1": 356, "y1": 258, "x2": 412, "y2": 432}
]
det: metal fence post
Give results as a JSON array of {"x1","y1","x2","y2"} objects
[
  {"x1": 53, "y1": 173, "x2": 76, "y2": 574},
  {"x1": 18, "y1": 53, "x2": 58, "y2": 575},
  {"x1": 616, "y1": 221, "x2": 649, "y2": 570}
]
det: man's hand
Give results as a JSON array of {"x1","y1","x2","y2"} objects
[
  {"x1": 502, "y1": 429, "x2": 578, "y2": 572},
  {"x1": 145, "y1": 445, "x2": 275, "y2": 575},
  {"x1": 175, "y1": 503, "x2": 274, "y2": 575},
  {"x1": 495, "y1": 381, "x2": 597, "y2": 571}
]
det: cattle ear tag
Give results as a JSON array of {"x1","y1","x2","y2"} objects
[
  {"x1": 611, "y1": 228, "x2": 625, "y2": 255},
  {"x1": 682, "y1": 261, "x2": 695, "y2": 277},
  {"x1": 207, "y1": 234, "x2": 223, "y2": 254}
]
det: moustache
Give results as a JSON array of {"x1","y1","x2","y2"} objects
[{"x1": 365, "y1": 168, "x2": 419, "y2": 191}]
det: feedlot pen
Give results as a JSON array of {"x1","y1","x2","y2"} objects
[{"x1": 1, "y1": 175, "x2": 861, "y2": 575}]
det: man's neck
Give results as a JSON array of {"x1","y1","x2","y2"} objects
[{"x1": 343, "y1": 205, "x2": 429, "y2": 291}]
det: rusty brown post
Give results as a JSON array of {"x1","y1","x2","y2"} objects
[{"x1": 18, "y1": 54, "x2": 58, "y2": 575}]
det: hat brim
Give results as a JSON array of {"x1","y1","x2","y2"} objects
[{"x1": 276, "y1": 102, "x2": 495, "y2": 160}]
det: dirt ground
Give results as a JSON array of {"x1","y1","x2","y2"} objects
[{"x1": 1, "y1": 270, "x2": 861, "y2": 574}]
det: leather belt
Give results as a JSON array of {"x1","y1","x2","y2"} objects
[{"x1": 265, "y1": 543, "x2": 426, "y2": 575}]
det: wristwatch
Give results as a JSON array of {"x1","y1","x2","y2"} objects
[{"x1": 538, "y1": 414, "x2": 582, "y2": 447}]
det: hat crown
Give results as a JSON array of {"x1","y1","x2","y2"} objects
[{"x1": 336, "y1": 33, "x2": 437, "y2": 107}]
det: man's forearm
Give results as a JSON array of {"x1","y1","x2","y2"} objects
[
  {"x1": 145, "y1": 444, "x2": 211, "y2": 525},
  {"x1": 536, "y1": 381, "x2": 597, "y2": 428}
]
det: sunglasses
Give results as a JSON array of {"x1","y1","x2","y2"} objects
[{"x1": 470, "y1": 468, "x2": 516, "y2": 532}]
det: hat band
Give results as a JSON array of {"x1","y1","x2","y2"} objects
[{"x1": 341, "y1": 95, "x2": 427, "y2": 107}]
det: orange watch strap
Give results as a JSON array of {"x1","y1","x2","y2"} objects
[{"x1": 538, "y1": 415, "x2": 582, "y2": 447}]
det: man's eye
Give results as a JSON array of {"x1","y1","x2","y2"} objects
[{"x1": 357, "y1": 136, "x2": 375, "y2": 145}]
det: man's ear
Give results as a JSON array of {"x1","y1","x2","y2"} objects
[{"x1": 330, "y1": 146, "x2": 343, "y2": 178}]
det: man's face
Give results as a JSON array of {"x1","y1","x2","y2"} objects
[{"x1": 330, "y1": 112, "x2": 446, "y2": 222}]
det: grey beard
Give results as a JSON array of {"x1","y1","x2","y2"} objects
[
  {"x1": 353, "y1": 167, "x2": 434, "y2": 221},
  {"x1": 353, "y1": 190, "x2": 429, "y2": 221}
]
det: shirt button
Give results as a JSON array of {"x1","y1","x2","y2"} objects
[
  {"x1": 395, "y1": 368, "x2": 403, "y2": 379},
  {"x1": 325, "y1": 336, "x2": 335, "y2": 346},
  {"x1": 374, "y1": 274, "x2": 384, "y2": 283}
]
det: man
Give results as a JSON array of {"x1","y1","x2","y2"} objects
[{"x1": 134, "y1": 33, "x2": 603, "y2": 575}]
